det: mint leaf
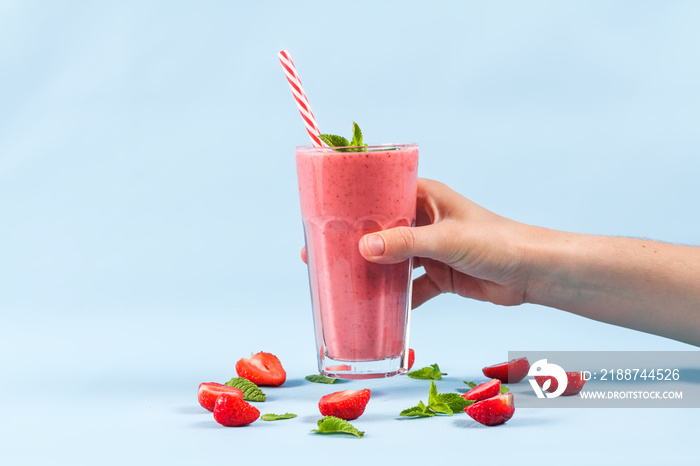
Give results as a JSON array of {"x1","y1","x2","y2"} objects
[
  {"x1": 319, "y1": 122, "x2": 367, "y2": 152},
  {"x1": 408, "y1": 364, "x2": 443, "y2": 380},
  {"x1": 400, "y1": 400, "x2": 435, "y2": 418},
  {"x1": 401, "y1": 382, "x2": 466, "y2": 418},
  {"x1": 305, "y1": 374, "x2": 337, "y2": 384},
  {"x1": 428, "y1": 380, "x2": 439, "y2": 405},
  {"x1": 261, "y1": 413, "x2": 297, "y2": 421},
  {"x1": 312, "y1": 416, "x2": 364, "y2": 438},
  {"x1": 430, "y1": 400, "x2": 452, "y2": 415},
  {"x1": 224, "y1": 377, "x2": 266, "y2": 402},
  {"x1": 427, "y1": 382, "x2": 452, "y2": 415},
  {"x1": 319, "y1": 134, "x2": 350, "y2": 149},
  {"x1": 436, "y1": 392, "x2": 471, "y2": 413},
  {"x1": 350, "y1": 121, "x2": 364, "y2": 149},
  {"x1": 464, "y1": 381, "x2": 477, "y2": 388}
]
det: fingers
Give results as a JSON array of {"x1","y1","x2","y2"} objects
[
  {"x1": 359, "y1": 222, "x2": 457, "y2": 265},
  {"x1": 411, "y1": 273, "x2": 442, "y2": 308},
  {"x1": 415, "y1": 178, "x2": 469, "y2": 225},
  {"x1": 359, "y1": 178, "x2": 473, "y2": 264}
]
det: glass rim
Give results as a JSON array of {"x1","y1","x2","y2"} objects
[{"x1": 296, "y1": 143, "x2": 418, "y2": 152}]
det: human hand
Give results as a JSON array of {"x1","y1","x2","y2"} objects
[
  {"x1": 303, "y1": 178, "x2": 537, "y2": 309},
  {"x1": 362, "y1": 178, "x2": 542, "y2": 308}
]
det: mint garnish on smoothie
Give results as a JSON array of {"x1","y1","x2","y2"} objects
[{"x1": 319, "y1": 122, "x2": 367, "y2": 152}]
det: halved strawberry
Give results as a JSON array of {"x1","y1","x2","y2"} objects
[
  {"x1": 236, "y1": 351, "x2": 286, "y2": 387},
  {"x1": 198, "y1": 382, "x2": 244, "y2": 411},
  {"x1": 213, "y1": 392, "x2": 260, "y2": 427},
  {"x1": 465, "y1": 392, "x2": 515, "y2": 426},
  {"x1": 407, "y1": 348, "x2": 415, "y2": 370},
  {"x1": 482, "y1": 357, "x2": 529, "y2": 383},
  {"x1": 318, "y1": 389, "x2": 371, "y2": 420},
  {"x1": 535, "y1": 371, "x2": 586, "y2": 396},
  {"x1": 462, "y1": 379, "x2": 501, "y2": 402}
]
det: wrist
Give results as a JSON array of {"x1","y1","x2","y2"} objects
[{"x1": 519, "y1": 226, "x2": 585, "y2": 307}]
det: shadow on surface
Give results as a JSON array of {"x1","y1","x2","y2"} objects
[
  {"x1": 189, "y1": 420, "x2": 220, "y2": 429},
  {"x1": 175, "y1": 406, "x2": 207, "y2": 415},
  {"x1": 454, "y1": 415, "x2": 554, "y2": 429}
]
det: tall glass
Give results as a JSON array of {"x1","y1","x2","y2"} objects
[{"x1": 296, "y1": 144, "x2": 418, "y2": 378}]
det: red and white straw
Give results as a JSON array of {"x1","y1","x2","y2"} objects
[{"x1": 278, "y1": 50, "x2": 324, "y2": 147}]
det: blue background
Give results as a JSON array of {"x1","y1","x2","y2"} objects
[{"x1": 1, "y1": 1, "x2": 698, "y2": 464}]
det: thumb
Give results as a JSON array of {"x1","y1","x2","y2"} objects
[{"x1": 359, "y1": 223, "x2": 453, "y2": 264}]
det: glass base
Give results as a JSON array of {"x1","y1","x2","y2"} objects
[{"x1": 319, "y1": 354, "x2": 408, "y2": 379}]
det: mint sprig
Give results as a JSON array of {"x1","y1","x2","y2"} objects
[
  {"x1": 407, "y1": 363, "x2": 444, "y2": 380},
  {"x1": 319, "y1": 122, "x2": 367, "y2": 152},
  {"x1": 400, "y1": 381, "x2": 473, "y2": 418},
  {"x1": 312, "y1": 416, "x2": 364, "y2": 438},
  {"x1": 224, "y1": 377, "x2": 266, "y2": 402}
]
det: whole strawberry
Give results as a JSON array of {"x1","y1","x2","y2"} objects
[
  {"x1": 465, "y1": 393, "x2": 515, "y2": 426},
  {"x1": 319, "y1": 389, "x2": 371, "y2": 421},
  {"x1": 213, "y1": 392, "x2": 260, "y2": 427}
]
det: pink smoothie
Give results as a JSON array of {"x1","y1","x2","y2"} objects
[{"x1": 296, "y1": 144, "x2": 418, "y2": 363}]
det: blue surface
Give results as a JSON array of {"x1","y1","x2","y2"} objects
[{"x1": 1, "y1": 1, "x2": 699, "y2": 464}]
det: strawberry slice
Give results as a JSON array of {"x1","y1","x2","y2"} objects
[
  {"x1": 462, "y1": 379, "x2": 501, "y2": 402},
  {"x1": 407, "y1": 348, "x2": 415, "y2": 370},
  {"x1": 213, "y1": 392, "x2": 260, "y2": 427},
  {"x1": 318, "y1": 389, "x2": 371, "y2": 420},
  {"x1": 535, "y1": 371, "x2": 586, "y2": 396},
  {"x1": 465, "y1": 392, "x2": 515, "y2": 426},
  {"x1": 236, "y1": 351, "x2": 286, "y2": 387},
  {"x1": 482, "y1": 357, "x2": 529, "y2": 383},
  {"x1": 198, "y1": 382, "x2": 244, "y2": 411}
]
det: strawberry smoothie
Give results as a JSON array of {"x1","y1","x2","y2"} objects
[{"x1": 296, "y1": 144, "x2": 418, "y2": 377}]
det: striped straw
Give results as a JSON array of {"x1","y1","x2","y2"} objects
[{"x1": 278, "y1": 50, "x2": 324, "y2": 147}]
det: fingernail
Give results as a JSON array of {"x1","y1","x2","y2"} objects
[{"x1": 365, "y1": 234, "x2": 385, "y2": 256}]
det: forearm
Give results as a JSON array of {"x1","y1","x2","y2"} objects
[{"x1": 523, "y1": 227, "x2": 700, "y2": 346}]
